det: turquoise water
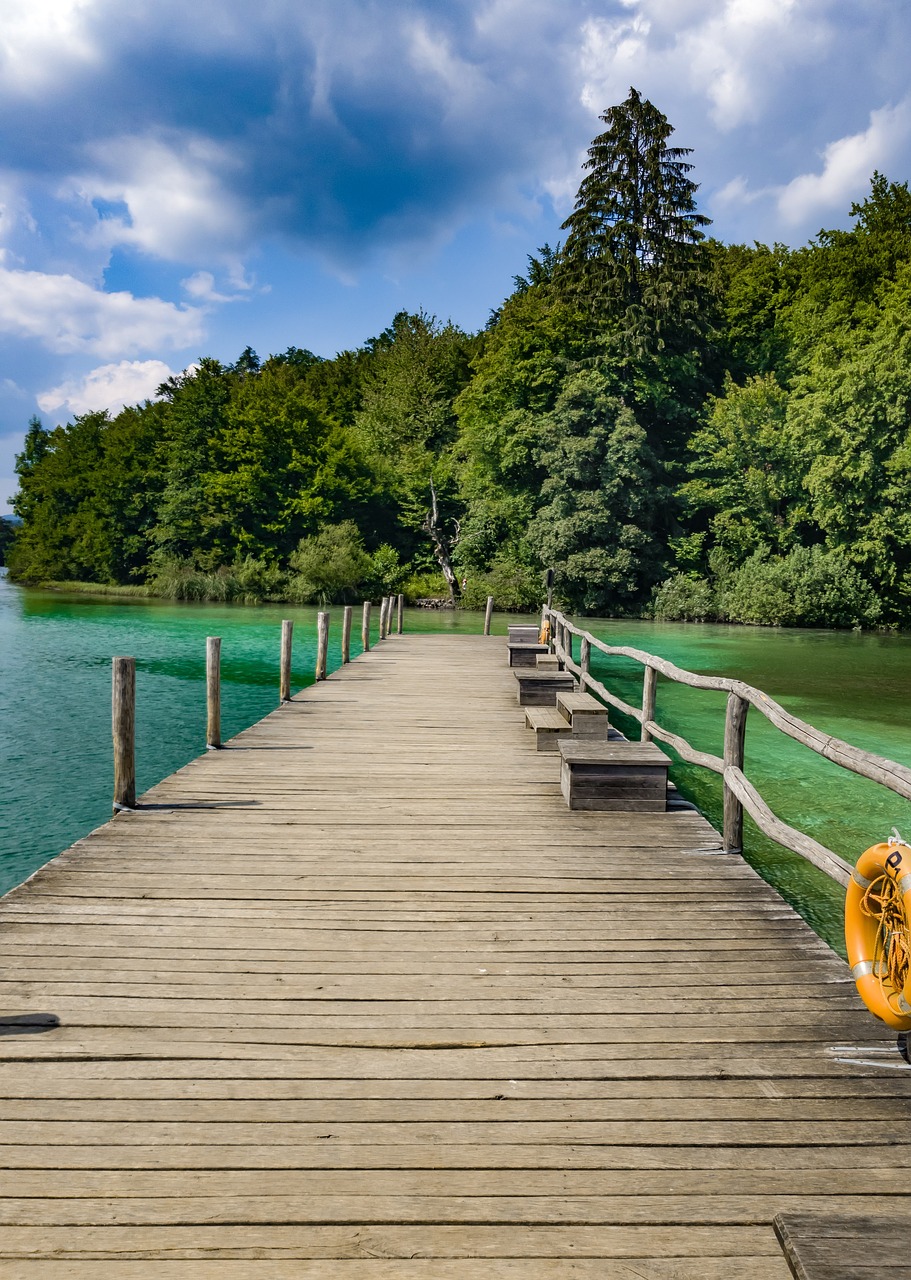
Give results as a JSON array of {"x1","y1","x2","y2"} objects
[
  {"x1": 4, "y1": 571, "x2": 911, "y2": 955},
  {"x1": 577, "y1": 618, "x2": 911, "y2": 956},
  {"x1": 0, "y1": 575, "x2": 508, "y2": 900}
]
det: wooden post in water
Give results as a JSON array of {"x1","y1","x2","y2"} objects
[
  {"x1": 484, "y1": 596, "x2": 494, "y2": 636},
  {"x1": 723, "y1": 692, "x2": 749, "y2": 854},
  {"x1": 112, "y1": 656, "x2": 136, "y2": 812},
  {"x1": 379, "y1": 597, "x2": 387, "y2": 640},
  {"x1": 280, "y1": 619, "x2": 293, "y2": 703},
  {"x1": 206, "y1": 637, "x2": 221, "y2": 749},
  {"x1": 362, "y1": 601, "x2": 371, "y2": 652},
  {"x1": 342, "y1": 606, "x2": 352, "y2": 664},
  {"x1": 397, "y1": 594, "x2": 404, "y2": 634},
  {"x1": 546, "y1": 567, "x2": 554, "y2": 612},
  {"x1": 641, "y1": 664, "x2": 657, "y2": 744},
  {"x1": 316, "y1": 611, "x2": 329, "y2": 681}
]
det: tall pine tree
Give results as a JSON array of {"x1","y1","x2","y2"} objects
[{"x1": 559, "y1": 87, "x2": 711, "y2": 364}]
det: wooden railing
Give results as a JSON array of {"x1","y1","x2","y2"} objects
[{"x1": 544, "y1": 606, "x2": 911, "y2": 889}]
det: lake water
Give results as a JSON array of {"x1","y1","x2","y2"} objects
[{"x1": 4, "y1": 570, "x2": 911, "y2": 956}]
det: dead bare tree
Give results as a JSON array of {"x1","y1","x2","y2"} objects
[{"x1": 422, "y1": 477, "x2": 461, "y2": 605}]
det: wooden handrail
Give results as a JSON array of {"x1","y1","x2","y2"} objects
[{"x1": 543, "y1": 606, "x2": 896, "y2": 889}]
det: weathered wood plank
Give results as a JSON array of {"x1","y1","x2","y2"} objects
[{"x1": 1, "y1": 633, "x2": 908, "y2": 1267}]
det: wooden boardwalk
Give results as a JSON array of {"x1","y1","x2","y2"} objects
[{"x1": 1, "y1": 632, "x2": 910, "y2": 1277}]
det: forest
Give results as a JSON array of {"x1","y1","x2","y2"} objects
[{"x1": 8, "y1": 88, "x2": 911, "y2": 627}]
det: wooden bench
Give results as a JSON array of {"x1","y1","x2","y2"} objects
[
  {"x1": 775, "y1": 1212, "x2": 907, "y2": 1280},
  {"x1": 524, "y1": 707, "x2": 572, "y2": 752},
  {"x1": 507, "y1": 625, "x2": 540, "y2": 644},
  {"x1": 514, "y1": 669, "x2": 576, "y2": 706},
  {"x1": 558, "y1": 739, "x2": 670, "y2": 811},
  {"x1": 507, "y1": 642, "x2": 549, "y2": 668},
  {"x1": 535, "y1": 653, "x2": 562, "y2": 670},
  {"x1": 556, "y1": 690, "x2": 609, "y2": 739}
]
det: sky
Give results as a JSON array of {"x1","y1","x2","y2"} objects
[{"x1": 1, "y1": 0, "x2": 910, "y2": 514}]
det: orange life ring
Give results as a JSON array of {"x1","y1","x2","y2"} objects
[
  {"x1": 539, "y1": 620, "x2": 551, "y2": 645},
  {"x1": 844, "y1": 841, "x2": 911, "y2": 1031}
]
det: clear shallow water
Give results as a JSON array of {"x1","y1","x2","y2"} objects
[
  {"x1": 4, "y1": 573, "x2": 911, "y2": 956},
  {"x1": 0, "y1": 575, "x2": 511, "y2": 900},
  {"x1": 577, "y1": 618, "x2": 911, "y2": 957}
]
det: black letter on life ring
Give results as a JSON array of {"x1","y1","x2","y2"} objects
[{"x1": 887, "y1": 851, "x2": 904, "y2": 870}]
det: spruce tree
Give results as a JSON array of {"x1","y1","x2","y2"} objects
[{"x1": 560, "y1": 87, "x2": 711, "y2": 359}]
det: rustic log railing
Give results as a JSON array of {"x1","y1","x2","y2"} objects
[{"x1": 544, "y1": 606, "x2": 911, "y2": 889}]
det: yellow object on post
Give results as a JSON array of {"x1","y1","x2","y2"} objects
[{"x1": 845, "y1": 839, "x2": 911, "y2": 1031}]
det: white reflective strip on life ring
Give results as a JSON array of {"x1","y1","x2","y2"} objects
[
  {"x1": 898, "y1": 873, "x2": 911, "y2": 896},
  {"x1": 852, "y1": 960, "x2": 875, "y2": 979},
  {"x1": 899, "y1": 994, "x2": 911, "y2": 1015},
  {"x1": 853, "y1": 868, "x2": 874, "y2": 889}
]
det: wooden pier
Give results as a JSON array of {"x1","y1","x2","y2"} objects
[{"x1": 1, "y1": 632, "x2": 910, "y2": 1276}]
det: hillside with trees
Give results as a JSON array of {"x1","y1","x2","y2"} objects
[{"x1": 8, "y1": 90, "x2": 911, "y2": 627}]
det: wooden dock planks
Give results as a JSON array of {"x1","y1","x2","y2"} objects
[{"x1": 0, "y1": 632, "x2": 910, "y2": 1276}]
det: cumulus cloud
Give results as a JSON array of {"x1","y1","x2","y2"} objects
[
  {"x1": 578, "y1": 0, "x2": 832, "y2": 132},
  {"x1": 0, "y1": 0, "x2": 99, "y2": 96},
  {"x1": 0, "y1": 0, "x2": 908, "y2": 270},
  {"x1": 0, "y1": 267, "x2": 204, "y2": 356},
  {"x1": 37, "y1": 359, "x2": 175, "y2": 416},
  {"x1": 778, "y1": 99, "x2": 911, "y2": 225},
  {"x1": 72, "y1": 133, "x2": 252, "y2": 263}
]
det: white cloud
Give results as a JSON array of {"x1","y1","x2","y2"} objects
[
  {"x1": 0, "y1": 267, "x2": 205, "y2": 357},
  {"x1": 778, "y1": 99, "x2": 911, "y2": 225},
  {"x1": 72, "y1": 133, "x2": 251, "y2": 263},
  {"x1": 578, "y1": 0, "x2": 831, "y2": 131},
  {"x1": 0, "y1": 0, "x2": 99, "y2": 95},
  {"x1": 37, "y1": 359, "x2": 175, "y2": 416}
]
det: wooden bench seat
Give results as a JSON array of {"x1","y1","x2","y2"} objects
[
  {"x1": 558, "y1": 739, "x2": 670, "y2": 811},
  {"x1": 524, "y1": 706, "x2": 572, "y2": 751},
  {"x1": 535, "y1": 653, "x2": 562, "y2": 670},
  {"x1": 506, "y1": 641, "x2": 549, "y2": 668},
  {"x1": 556, "y1": 690, "x2": 609, "y2": 738},
  {"x1": 513, "y1": 669, "x2": 576, "y2": 706},
  {"x1": 507, "y1": 624, "x2": 540, "y2": 644}
]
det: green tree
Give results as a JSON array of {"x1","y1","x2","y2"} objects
[
  {"x1": 0, "y1": 517, "x2": 17, "y2": 565},
  {"x1": 149, "y1": 357, "x2": 233, "y2": 570},
  {"x1": 288, "y1": 521, "x2": 371, "y2": 603},
  {"x1": 528, "y1": 367, "x2": 663, "y2": 613},
  {"x1": 559, "y1": 87, "x2": 712, "y2": 363},
  {"x1": 356, "y1": 311, "x2": 476, "y2": 599},
  {"x1": 787, "y1": 261, "x2": 911, "y2": 616},
  {"x1": 679, "y1": 373, "x2": 806, "y2": 563}
]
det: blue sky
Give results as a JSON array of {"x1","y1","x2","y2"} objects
[{"x1": 1, "y1": 0, "x2": 910, "y2": 514}]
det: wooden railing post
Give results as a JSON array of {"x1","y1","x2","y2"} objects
[
  {"x1": 112, "y1": 656, "x2": 136, "y2": 812},
  {"x1": 342, "y1": 605, "x2": 352, "y2": 664},
  {"x1": 580, "y1": 636, "x2": 590, "y2": 688},
  {"x1": 546, "y1": 568, "x2": 554, "y2": 612},
  {"x1": 316, "y1": 611, "x2": 329, "y2": 681},
  {"x1": 380, "y1": 597, "x2": 389, "y2": 639},
  {"x1": 280, "y1": 619, "x2": 293, "y2": 703},
  {"x1": 484, "y1": 596, "x2": 494, "y2": 636},
  {"x1": 397, "y1": 594, "x2": 404, "y2": 633},
  {"x1": 206, "y1": 637, "x2": 221, "y2": 749},
  {"x1": 723, "y1": 693, "x2": 749, "y2": 854},
  {"x1": 362, "y1": 601, "x2": 371, "y2": 652},
  {"x1": 641, "y1": 664, "x2": 657, "y2": 744}
]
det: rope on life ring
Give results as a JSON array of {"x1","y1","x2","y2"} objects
[{"x1": 844, "y1": 837, "x2": 911, "y2": 1031}]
